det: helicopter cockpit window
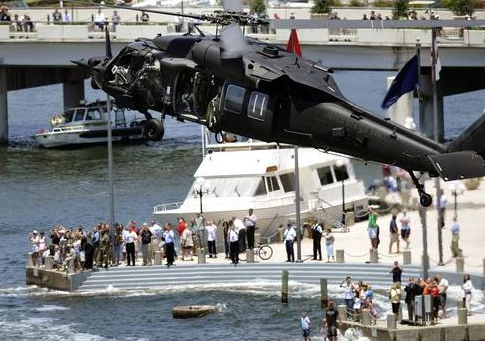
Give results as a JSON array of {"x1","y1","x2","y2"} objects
[
  {"x1": 224, "y1": 85, "x2": 246, "y2": 114},
  {"x1": 247, "y1": 92, "x2": 268, "y2": 121}
]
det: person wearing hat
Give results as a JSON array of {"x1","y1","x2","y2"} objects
[
  {"x1": 323, "y1": 301, "x2": 338, "y2": 341},
  {"x1": 284, "y1": 222, "x2": 296, "y2": 262},
  {"x1": 30, "y1": 230, "x2": 40, "y2": 267}
]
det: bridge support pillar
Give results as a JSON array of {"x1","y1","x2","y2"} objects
[
  {"x1": 63, "y1": 77, "x2": 85, "y2": 109},
  {"x1": 0, "y1": 68, "x2": 8, "y2": 146}
]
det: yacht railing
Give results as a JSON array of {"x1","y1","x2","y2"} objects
[
  {"x1": 313, "y1": 193, "x2": 348, "y2": 231},
  {"x1": 154, "y1": 202, "x2": 183, "y2": 213}
]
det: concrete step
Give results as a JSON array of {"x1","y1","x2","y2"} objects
[{"x1": 77, "y1": 263, "x2": 421, "y2": 291}]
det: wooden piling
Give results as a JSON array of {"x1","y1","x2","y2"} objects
[
  {"x1": 281, "y1": 270, "x2": 289, "y2": 304},
  {"x1": 320, "y1": 278, "x2": 328, "y2": 309}
]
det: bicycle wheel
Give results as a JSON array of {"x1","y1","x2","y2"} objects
[
  {"x1": 238, "y1": 250, "x2": 247, "y2": 262},
  {"x1": 258, "y1": 245, "x2": 273, "y2": 260}
]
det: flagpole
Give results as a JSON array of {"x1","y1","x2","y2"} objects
[
  {"x1": 416, "y1": 38, "x2": 429, "y2": 279},
  {"x1": 431, "y1": 28, "x2": 444, "y2": 266}
]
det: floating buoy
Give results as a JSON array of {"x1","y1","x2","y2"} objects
[{"x1": 172, "y1": 305, "x2": 216, "y2": 319}]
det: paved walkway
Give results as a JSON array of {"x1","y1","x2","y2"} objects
[{"x1": 142, "y1": 179, "x2": 484, "y2": 275}]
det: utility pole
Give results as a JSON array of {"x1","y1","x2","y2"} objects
[
  {"x1": 294, "y1": 146, "x2": 302, "y2": 262},
  {"x1": 106, "y1": 95, "x2": 115, "y2": 238},
  {"x1": 431, "y1": 28, "x2": 444, "y2": 266}
]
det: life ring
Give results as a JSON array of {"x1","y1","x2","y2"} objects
[{"x1": 172, "y1": 305, "x2": 216, "y2": 319}]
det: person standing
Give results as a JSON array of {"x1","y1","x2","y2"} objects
[
  {"x1": 62, "y1": 9, "x2": 71, "y2": 23},
  {"x1": 141, "y1": 223, "x2": 152, "y2": 266},
  {"x1": 301, "y1": 310, "x2": 311, "y2": 341},
  {"x1": 404, "y1": 277, "x2": 418, "y2": 321},
  {"x1": 324, "y1": 228, "x2": 335, "y2": 262},
  {"x1": 450, "y1": 217, "x2": 461, "y2": 258},
  {"x1": 123, "y1": 226, "x2": 137, "y2": 266},
  {"x1": 284, "y1": 222, "x2": 296, "y2": 262},
  {"x1": 340, "y1": 277, "x2": 355, "y2": 313},
  {"x1": 163, "y1": 224, "x2": 176, "y2": 267},
  {"x1": 399, "y1": 210, "x2": 411, "y2": 249},
  {"x1": 195, "y1": 213, "x2": 205, "y2": 253},
  {"x1": 323, "y1": 301, "x2": 338, "y2": 341},
  {"x1": 438, "y1": 189, "x2": 447, "y2": 228},
  {"x1": 113, "y1": 225, "x2": 123, "y2": 266},
  {"x1": 461, "y1": 274, "x2": 473, "y2": 314},
  {"x1": 389, "y1": 282, "x2": 401, "y2": 317},
  {"x1": 310, "y1": 219, "x2": 322, "y2": 261},
  {"x1": 367, "y1": 207, "x2": 378, "y2": 249},
  {"x1": 234, "y1": 216, "x2": 247, "y2": 252},
  {"x1": 229, "y1": 223, "x2": 239, "y2": 266},
  {"x1": 389, "y1": 213, "x2": 400, "y2": 254},
  {"x1": 244, "y1": 208, "x2": 257, "y2": 249},
  {"x1": 222, "y1": 221, "x2": 230, "y2": 259},
  {"x1": 52, "y1": 8, "x2": 62, "y2": 22},
  {"x1": 180, "y1": 227, "x2": 194, "y2": 261},
  {"x1": 205, "y1": 220, "x2": 217, "y2": 258},
  {"x1": 99, "y1": 229, "x2": 110, "y2": 269},
  {"x1": 390, "y1": 261, "x2": 403, "y2": 283},
  {"x1": 177, "y1": 217, "x2": 186, "y2": 237},
  {"x1": 436, "y1": 274, "x2": 449, "y2": 318}
]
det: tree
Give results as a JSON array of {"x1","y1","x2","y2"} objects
[
  {"x1": 444, "y1": 0, "x2": 474, "y2": 15},
  {"x1": 311, "y1": 0, "x2": 334, "y2": 14},
  {"x1": 393, "y1": 0, "x2": 409, "y2": 19},
  {"x1": 250, "y1": 0, "x2": 266, "y2": 15}
]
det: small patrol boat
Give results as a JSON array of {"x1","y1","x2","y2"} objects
[{"x1": 33, "y1": 100, "x2": 148, "y2": 148}]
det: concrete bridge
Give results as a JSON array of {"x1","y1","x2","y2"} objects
[{"x1": 0, "y1": 22, "x2": 484, "y2": 144}]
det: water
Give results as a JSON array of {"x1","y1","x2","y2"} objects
[{"x1": 0, "y1": 71, "x2": 483, "y2": 340}]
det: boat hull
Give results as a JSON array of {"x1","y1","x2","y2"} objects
[{"x1": 33, "y1": 127, "x2": 145, "y2": 149}]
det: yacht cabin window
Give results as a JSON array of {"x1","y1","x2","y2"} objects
[
  {"x1": 64, "y1": 109, "x2": 76, "y2": 123},
  {"x1": 85, "y1": 108, "x2": 103, "y2": 121},
  {"x1": 317, "y1": 166, "x2": 334, "y2": 186},
  {"x1": 247, "y1": 92, "x2": 268, "y2": 121},
  {"x1": 74, "y1": 109, "x2": 85, "y2": 121},
  {"x1": 279, "y1": 172, "x2": 295, "y2": 193},
  {"x1": 266, "y1": 176, "x2": 280, "y2": 192},
  {"x1": 188, "y1": 176, "x2": 264, "y2": 198},
  {"x1": 254, "y1": 177, "x2": 267, "y2": 196},
  {"x1": 224, "y1": 85, "x2": 246, "y2": 114},
  {"x1": 334, "y1": 164, "x2": 349, "y2": 181}
]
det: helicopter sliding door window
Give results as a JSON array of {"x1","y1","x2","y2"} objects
[
  {"x1": 224, "y1": 85, "x2": 246, "y2": 114},
  {"x1": 317, "y1": 166, "x2": 334, "y2": 186},
  {"x1": 248, "y1": 92, "x2": 269, "y2": 121}
]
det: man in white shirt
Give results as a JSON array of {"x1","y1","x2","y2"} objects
[
  {"x1": 436, "y1": 274, "x2": 449, "y2": 318},
  {"x1": 205, "y1": 221, "x2": 217, "y2": 258},
  {"x1": 301, "y1": 310, "x2": 311, "y2": 341},
  {"x1": 233, "y1": 216, "x2": 247, "y2": 252},
  {"x1": 244, "y1": 208, "x2": 257, "y2": 249},
  {"x1": 163, "y1": 223, "x2": 175, "y2": 267},
  {"x1": 123, "y1": 227, "x2": 138, "y2": 266},
  {"x1": 62, "y1": 9, "x2": 71, "y2": 23},
  {"x1": 94, "y1": 9, "x2": 106, "y2": 31},
  {"x1": 283, "y1": 222, "x2": 296, "y2": 262},
  {"x1": 228, "y1": 223, "x2": 239, "y2": 266}
]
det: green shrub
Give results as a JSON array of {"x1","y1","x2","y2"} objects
[
  {"x1": 250, "y1": 0, "x2": 266, "y2": 14},
  {"x1": 350, "y1": 0, "x2": 367, "y2": 6},
  {"x1": 393, "y1": 0, "x2": 409, "y2": 18},
  {"x1": 444, "y1": 0, "x2": 475, "y2": 15},
  {"x1": 374, "y1": 0, "x2": 394, "y2": 7}
]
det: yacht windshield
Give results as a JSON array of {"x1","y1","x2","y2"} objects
[{"x1": 188, "y1": 177, "x2": 265, "y2": 198}]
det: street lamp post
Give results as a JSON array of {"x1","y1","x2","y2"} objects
[
  {"x1": 448, "y1": 181, "x2": 465, "y2": 219},
  {"x1": 195, "y1": 177, "x2": 210, "y2": 214},
  {"x1": 335, "y1": 160, "x2": 346, "y2": 226}
]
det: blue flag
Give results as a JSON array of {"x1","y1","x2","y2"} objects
[{"x1": 381, "y1": 55, "x2": 419, "y2": 110}]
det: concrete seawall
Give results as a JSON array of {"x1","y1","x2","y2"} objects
[{"x1": 25, "y1": 267, "x2": 91, "y2": 291}]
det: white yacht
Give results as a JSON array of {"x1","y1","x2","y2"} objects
[
  {"x1": 153, "y1": 138, "x2": 368, "y2": 237},
  {"x1": 33, "y1": 100, "x2": 147, "y2": 149}
]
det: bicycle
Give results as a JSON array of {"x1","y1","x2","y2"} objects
[{"x1": 238, "y1": 242, "x2": 273, "y2": 262}]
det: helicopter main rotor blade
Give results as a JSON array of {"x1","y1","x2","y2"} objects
[
  {"x1": 220, "y1": 23, "x2": 248, "y2": 59},
  {"x1": 223, "y1": 0, "x2": 243, "y2": 13},
  {"x1": 74, "y1": 1, "x2": 205, "y2": 21},
  {"x1": 105, "y1": 26, "x2": 112, "y2": 59}
]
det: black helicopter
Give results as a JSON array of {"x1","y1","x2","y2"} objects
[{"x1": 74, "y1": 0, "x2": 484, "y2": 207}]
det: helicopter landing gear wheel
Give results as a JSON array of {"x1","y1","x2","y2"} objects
[
  {"x1": 419, "y1": 192, "x2": 433, "y2": 207},
  {"x1": 144, "y1": 118, "x2": 164, "y2": 141}
]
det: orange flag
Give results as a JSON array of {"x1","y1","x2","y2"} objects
[{"x1": 286, "y1": 28, "x2": 302, "y2": 57}]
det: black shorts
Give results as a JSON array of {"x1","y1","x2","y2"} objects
[
  {"x1": 302, "y1": 328, "x2": 310, "y2": 337},
  {"x1": 401, "y1": 229, "x2": 410, "y2": 239},
  {"x1": 327, "y1": 325, "x2": 337, "y2": 336},
  {"x1": 440, "y1": 293, "x2": 447, "y2": 307}
]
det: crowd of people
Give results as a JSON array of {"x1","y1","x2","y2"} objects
[{"x1": 1, "y1": 6, "x2": 35, "y2": 32}]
